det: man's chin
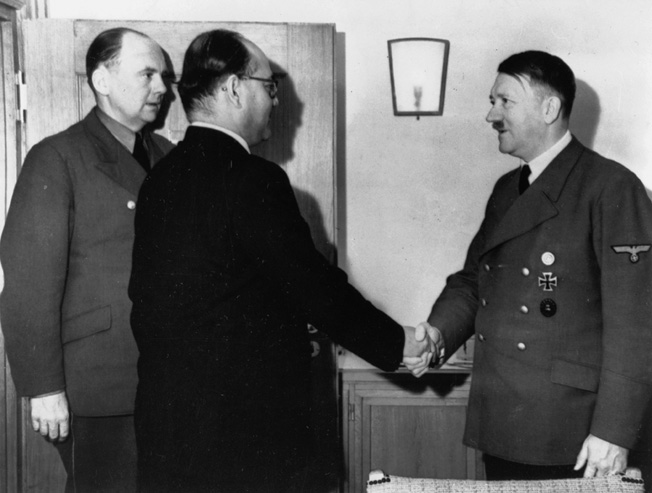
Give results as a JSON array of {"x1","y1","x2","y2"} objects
[{"x1": 497, "y1": 140, "x2": 512, "y2": 155}]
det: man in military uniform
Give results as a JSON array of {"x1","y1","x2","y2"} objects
[
  {"x1": 419, "y1": 50, "x2": 652, "y2": 480},
  {"x1": 0, "y1": 28, "x2": 173, "y2": 491}
]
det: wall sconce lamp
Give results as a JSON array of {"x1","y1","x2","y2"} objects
[{"x1": 388, "y1": 38, "x2": 450, "y2": 119}]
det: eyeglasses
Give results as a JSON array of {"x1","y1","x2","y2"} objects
[{"x1": 240, "y1": 75, "x2": 279, "y2": 99}]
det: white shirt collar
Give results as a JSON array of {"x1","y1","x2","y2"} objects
[
  {"x1": 523, "y1": 130, "x2": 572, "y2": 183},
  {"x1": 190, "y1": 122, "x2": 250, "y2": 154}
]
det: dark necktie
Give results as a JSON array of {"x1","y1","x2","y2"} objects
[
  {"x1": 133, "y1": 132, "x2": 150, "y2": 172},
  {"x1": 519, "y1": 164, "x2": 531, "y2": 194}
]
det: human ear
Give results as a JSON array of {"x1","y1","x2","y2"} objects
[
  {"x1": 223, "y1": 74, "x2": 243, "y2": 108},
  {"x1": 543, "y1": 96, "x2": 562, "y2": 124},
  {"x1": 92, "y1": 65, "x2": 111, "y2": 96}
]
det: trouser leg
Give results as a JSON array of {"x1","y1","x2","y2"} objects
[{"x1": 55, "y1": 414, "x2": 137, "y2": 493}]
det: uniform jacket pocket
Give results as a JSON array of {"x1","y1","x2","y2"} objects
[
  {"x1": 551, "y1": 359, "x2": 600, "y2": 393},
  {"x1": 62, "y1": 305, "x2": 112, "y2": 344}
]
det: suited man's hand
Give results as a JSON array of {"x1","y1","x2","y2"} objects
[
  {"x1": 30, "y1": 391, "x2": 70, "y2": 442},
  {"x1": 402, "y1": 325, "x2": 433, "y2": 377},
  {"x1": 415, "y1": 322, "x2": 445, "y2": 367},
  {"x1": 574, "y1": 434, "x2": 628, "y2": 477}
]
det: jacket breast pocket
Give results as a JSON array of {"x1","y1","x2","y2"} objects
[
  {"x1": 62, "y1": 305, "x2": 112, "y2": 344},
  {"x1": 551, "y1": 359, "x2": 600, "y2": 393}
]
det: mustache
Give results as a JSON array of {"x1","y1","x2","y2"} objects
[{"x1": 492, "y1": 123, "x2": 505, "y2": 131}]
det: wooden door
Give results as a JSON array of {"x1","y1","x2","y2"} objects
[{"x1": 16, "y1": 19, "x2": 337, "y2": 492}]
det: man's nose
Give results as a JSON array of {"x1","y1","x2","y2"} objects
[
  {"x1": 486, "y1": 107, "x2": 500, "y2": 123},
  {"x1": 153, "y1": 74, "x2": 167, "y2": 95}
]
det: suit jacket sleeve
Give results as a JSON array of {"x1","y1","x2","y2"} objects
[
  {"x1": 590, "y1": 170, "x2": 652, "y2": 448},
  {"x1": 0, "y1": 141, "x2": 71, "y2": 397},
  {"x1": 230, "y1": 160, "x2": 404, "y2": 372}
]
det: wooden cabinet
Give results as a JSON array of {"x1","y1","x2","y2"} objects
[{"x1": 340, "y1": 368, "x2": 484, "y2": 493}]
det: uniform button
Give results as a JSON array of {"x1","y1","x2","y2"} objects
[
  {"x1": 520, "y1": 305, "x2": 529, "y2": 314},
  {"x1": 478, "y1": 334, "x2": 486, "y2": 342},
  {"x1": 481, "y1": 298, "x2": 488, "y2": 307},
  {"x1": 517, "y1": 342, "x2": 526, "y2": 351},
  {"x1": 127, "y1": 200, "x2": 136, "y2": 210},
  {"x1": 484, "y1": 264, "x2": 491, "y2": 272},
  {"x1": 522, "y1": 267, "x2": 530, "y2": 276}
]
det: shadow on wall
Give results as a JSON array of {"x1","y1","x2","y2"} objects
[
  {"x1": 570, "y1": 79, "x2": 600, "y2": 148},
  {"x1": 293, "y1": 187, "x2": 336, "y2": 263},
  {"x1": 253, "y1": 60, "x2": 335, "y2": 262},
  {"x1": 255, "y1": 60, "x2": 303, "y2": 166},
  {"x1": 571, "y1": 79, "x2": 652, "y2": 203}
]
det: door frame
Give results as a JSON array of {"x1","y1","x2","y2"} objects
[{"x1": 1, "y1": 3, "x2": 26, "y2": 492}]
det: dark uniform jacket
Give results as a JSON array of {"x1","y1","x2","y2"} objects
[
  {"x1": 0, "y1": 108, "x2": 174, "y2": 416},
  {"x1": 428, "y1": 137, "x2": 652, "y2": 465},
  {"x1": 129, "y1": 126, "x2": 405, "y2": 490}
]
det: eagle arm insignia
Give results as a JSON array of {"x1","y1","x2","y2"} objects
[{"x1": 611, "y1": 244, "x2": 651, "y2": 263}]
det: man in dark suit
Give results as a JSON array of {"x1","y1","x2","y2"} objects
[
  {"x1": 129, "y1": 29, "x2": 432, "y2": 492},
  {"x1": 418, "y1": 51, "x2": 652, "y2": 480},
  {"x1": 0, "y1": 28, "x2": 174, "y2": 491}
]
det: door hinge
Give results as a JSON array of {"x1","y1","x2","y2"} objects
[
  {"x1": 348, "y1": 403, "x2": 355, "y2": 422},
  {"x1": 15, "y1": 71, "x2": 26, "y2": 123}
]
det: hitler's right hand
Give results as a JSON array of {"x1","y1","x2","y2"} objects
[{"x1": 30, "y1": 391, "x2": 70, "y2": 442}]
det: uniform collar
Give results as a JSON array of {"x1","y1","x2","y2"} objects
[
  {"x1": 95, "y1": 107, "x2": 143, "y2": 153},
  {"x1": 523, "y1": 130, "x2": 572, "y2": 184}
]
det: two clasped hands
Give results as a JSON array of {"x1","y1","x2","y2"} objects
[{"x1": 402, "y1": 322, "x2": 445, "y2": 377}]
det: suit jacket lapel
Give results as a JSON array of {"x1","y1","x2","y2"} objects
[
  {"x1": 481, "y1": 137, "x2": 585, "y2": 256},
  {"x1": 83, "y1": 108, "x2": 146, "y2": 197}
]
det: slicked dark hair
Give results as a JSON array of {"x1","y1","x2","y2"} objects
[
  {"x1": 498, "y1": 50, "x2": 576, "y2": 119},
  {"x1": 178, "y1": 29, "x2": 253, "y2": 114},
  {"x1": 85, "y1": 27, "x2": 149, "y2": 93}
]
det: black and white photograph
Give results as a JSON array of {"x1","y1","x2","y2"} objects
[{"x1": 0, "y1": 1, "x2": 651, "y2": 492}]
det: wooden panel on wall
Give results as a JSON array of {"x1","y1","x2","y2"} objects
[
  {"x1": 24, "y1": 19, "x2": 76, "y2": 150},
  {"x1": 284, "y1": 23, "x2": 335, "y2": 261}
]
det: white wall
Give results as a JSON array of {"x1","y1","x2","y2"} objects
[{"x1": 49, "y1": 0, "x2": 652, "y2": 329}]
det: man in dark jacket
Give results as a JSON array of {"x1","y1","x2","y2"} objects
[
  {"x1": 419, "y1": 50, "x2": 652, "y2": 480},
  {"x1": 0, "y1": 28, "x2": 174, "y2": 491},
  {"x1": 129, "y1": 29, "x2": 431, "y2": 492}
]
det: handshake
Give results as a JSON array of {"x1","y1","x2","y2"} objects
[{"x1": 402, "y1": 322, "x2": 445, "y2": 377}]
